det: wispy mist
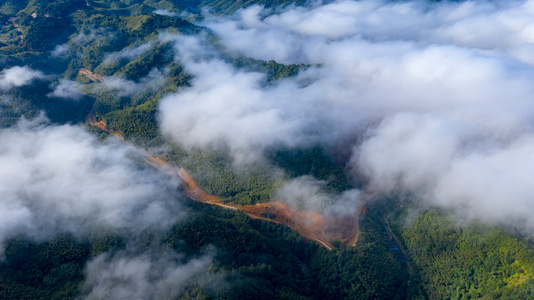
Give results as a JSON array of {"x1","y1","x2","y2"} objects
[
  {"x1": 92, "y1": 68, "x2": 167, "y2": 98},
  {"x1": 104, "y1": 43, "x2": 153, "y2": 63},
  {"x1": 51, "y1": 44, "x2": 70, "y2": 57},
  {"x1": 154, "y1": 9, "x2": 179, "y2": 17},
  {"x1": 276, "y1": 176, "x2": 362, "y2": 216},
  {"x1": 79, "y1": 246, "x2": 217, "y2": 300},
  {"x1": 48, "y1": 79, "x2": 84, "y2": 100}
]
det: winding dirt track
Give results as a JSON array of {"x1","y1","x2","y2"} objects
[{"x1": 88, "y1": 114, "x2": 363, "y2": 250}]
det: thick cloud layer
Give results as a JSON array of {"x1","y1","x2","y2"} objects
[
  {"x1": 0, "y1": 117, "x2": 184, "y2": 249},
  {"x1": 158, "y1": 0, "x2": 534, "y2": 227},
  {"x1": 204, "y1": 0, "x2": 534, "y2": 64},
  {"x1": 158, "y1": 34, "x2": 362, "y2": 163}
]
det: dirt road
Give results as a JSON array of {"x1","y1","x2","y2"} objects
[{"x1": 88, "y1": 114, "x2": 362, "y2": 250}]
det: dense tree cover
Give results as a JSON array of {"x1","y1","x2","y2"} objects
[
  {"x1": 18, "y1": 0, "x2": 87, "y2": 18},
  {"x1": 0, "y1": 0, "x2": 304, "y2": 22},
  {"x1": 92, "y1": 90, "x2": 130, "y2": 116},
  {"x1": 167, "y1": 146, "x2": 285, "y2": 204},
  {"x1": 7, "y1": 0, "x2": 87, "y2": 51},
  {"x1": 232, "y1": 57, "x2": 306, "y2": 82},
  {"x1": 24, "y1": 17, "x2": 74, "y2": 51},
  {"x1": 95, "y1": 13, "x2": 199, "y2": 42},
  {"x1": 0, "y1": 200, "x2": 404, "y2": 299},
  {"x1": 91, "y1": 0, "x2": 305, "y2": 16},
  {"x1": 0, "y1": 96, "x2": 39, "y2": 127},
  {"x1": 165, "y1": 200, "x2": 403, "y2": 299},
  {"x1": 310, "y1": 232, "x2": 403, "y2": 299},
  {"x1": 184, "y1": 0, "x2": 306, "y2": 15},
  {"x1": 166, "y1": 203, "x2": 317, "y2": 299},
  {"x1": 402, "y1": 210, "x2": 534, "y2": 299},
  {"x1": 119, "y1": 43, "x2": 173, "y2": 80},
  {"x1": 104, "y1": 96, "x2": 163, "y2": 142},
  {"x1": 309, "y1": 204, "x2": 405, "y2": 300},
  {"x1": 165, "y1": 144, "x2": 356, "y2": 206},
  {"x1": 0, "y1": 235, "x2": 90, "y2": 300},
  {"x1": 0, "y1": 0, "x2": 29, "y2": 15}
]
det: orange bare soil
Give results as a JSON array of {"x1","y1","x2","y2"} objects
[
  {"x1": 86, "y1": 113, "x2": 124, "y2": 141},
  {"x1": 178, "y1": 168, "x2": 364, "y2": 250},
  {"x1": 79, "y1": 68, "x2": 104, "y2": 82},
  {"x1": 88, "y1": 115, "x2": 362, "y2": 250}
]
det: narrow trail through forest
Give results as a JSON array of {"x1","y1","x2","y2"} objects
[{"x1": 87, "y1": 113, "x2": 363, "y2": 250}]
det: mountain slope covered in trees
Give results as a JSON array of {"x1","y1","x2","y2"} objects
[{"x1": 0, "y1": 0, "x2": 534, "y2": 299}]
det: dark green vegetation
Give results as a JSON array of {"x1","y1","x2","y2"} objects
[
  {"x1": 168, "y1": 201, "x2": 404, "y2": 299},
  {"x1": 163, "y1": 145, "x2": 354, "y2": 205},
  {"x1": 308, "y1": 217, "x2": 404, "y2": 299},
  {"x1": 403, "y1": 210, "x2": 534, "y2": 299},
  {"x1": 0, "y1": 200, "x2": 403, "y2": 300},
  {"x1": 168, "y1": 146, "x2": 285, "y2": 204},
  {"x1": 0, "y1": 235, "x2": 89, "y2": 300},
  {"x1": 369, "y1": 193, "x2": 534, "y2": 300}
]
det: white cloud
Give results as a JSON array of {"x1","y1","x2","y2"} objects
[
  {"x1": 48, "y1": 79, "x2": 83, "y2": 100},
  {"x1": 157, "y1": 0, "x2": 534, "y2": 227},
  {"x1": 276, "y1": 176, "x2": 330, "y2": 212},
  {"x1": 0, "y1": 117, "x2": 184, "y2": 248},
  {"x1": 204, "y1": 0, "x2": 534, "y2": 64},
  {"x1": 0, "y1": 66, "x2": 46, "y2": 91},
  {"x1": 432, "y1": 135, "x2": 534, "y2": 226},
  {"x1": 275, "y1": 176, "x2": 362, "y2": 215},
  {"x1": 72, "y1": 28, "x2": 114, "y2": 46}
]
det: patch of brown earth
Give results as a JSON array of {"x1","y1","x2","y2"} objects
[
  {"x1": 79, "y1": 68, "x2": 104, "y2": 82},
  {"x1": 86, "y1": 113, "x2": 124, "y2": 141}
]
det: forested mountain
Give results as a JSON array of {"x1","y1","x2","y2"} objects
[{"x1": 1, "y1": 0, "x2": 534, "y2": 299}]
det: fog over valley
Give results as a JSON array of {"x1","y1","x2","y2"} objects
[
  {"x1": 158, "y1": 0, "x2": 534, "y2": 229},
  {"x1": 2, "y1": 0, "x2": 534, "y2": 299}
]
